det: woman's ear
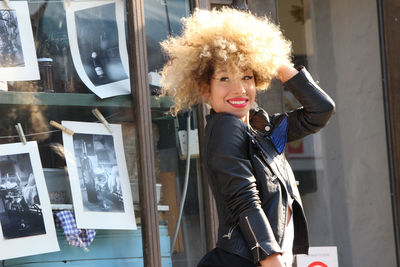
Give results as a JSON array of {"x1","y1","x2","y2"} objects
[
  {"x1": 202, "y1": 91, "x2": 210, "y2": 99},
  {"x1": 201, "y1": 85, "x2": 210, "y2": 100},
  {"x1": 201, "y1": 94, "x2": 210, "y2": 105}
]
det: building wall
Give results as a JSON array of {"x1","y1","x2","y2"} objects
[{"x1": 300, "y1": 0, "x2": 397, "y2": 266}]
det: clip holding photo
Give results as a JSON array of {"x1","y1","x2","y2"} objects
[
  {"x1": 3, "y1": 0, "x2": 11, "y2": 10},
  {"x1": 15, "y1": 123, "x2": 27, "y2": 145},
  {"x1": 91, "y1": 108, "x2": 112, "y2": 133},
  {"x1": 50, "y1": 120, "x2": 74, "y2": 135}
]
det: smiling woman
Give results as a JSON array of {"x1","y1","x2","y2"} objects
[{"x1": 160, "y1": 7, "x2": 335, "y2": 267}]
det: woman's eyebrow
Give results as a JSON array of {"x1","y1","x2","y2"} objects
[
  {"x1": 214, "y1": 70, "x2": 228, "y2": 75},
  {"x1": 241, "y1": 68, "x2": 252, "y2": 73}
]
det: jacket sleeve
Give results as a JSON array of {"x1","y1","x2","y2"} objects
[
  {"x1": 273, "y1": 67, "x2": 336, "y2": 142},
  {"x1": 207, "y1": 114, "x2": 282, "y2": 263}
]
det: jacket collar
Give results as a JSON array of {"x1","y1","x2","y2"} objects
[{"x1": 249, "y1": 107, "x2": 272, "y2": 135}]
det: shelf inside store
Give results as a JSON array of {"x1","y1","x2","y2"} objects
[
  {"x1": 0, "y1": 91, "x2": 132, "y2": 107},
  {"x1": 52, "y1": 204, "x2": 170, "y2": 211},
  {"x1": 0, "y1": 91, "x2": 174, "y2": 109}
]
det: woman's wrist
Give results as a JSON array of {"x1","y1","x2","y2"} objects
[
  {"x1": 277, "y1": 64, "x2": 299, "y2": 83},
  {"x1": 260, "y1": 253, "x2": 285, "y2": 267}
]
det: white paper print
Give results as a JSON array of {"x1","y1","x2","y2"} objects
[
  {"x1": 62, "y1": 121, "x2": 136, "y2": 230},
  {"x1": 296, "y1": 246, "x2": 338, "y2": 267},
  {"x1": 65, "y1": 0, "x2": 131, "y2": 98},
  {"x1": 0, "y1": 142, "x2": 59, "y2": 260},
  {"x1": 0, "y1": 1, "x2": 40, "y2": 81}
]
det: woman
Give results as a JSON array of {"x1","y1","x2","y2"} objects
[{"x1": 160, "y1": 7, "x2": 335, "y2": 267}]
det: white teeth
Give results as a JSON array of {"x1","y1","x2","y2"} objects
[{"x1": 229, "y1": 100, "x2": 246, "y2": 104}]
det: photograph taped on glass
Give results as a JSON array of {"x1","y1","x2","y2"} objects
[
  {"x1": 62, "y1": 121, "x2": 136, "y2": 230},
  {"x1": 73, "y1": 133, "x2": 125, "y2": 213},
  {"x1": 65, "y1": 0, "x2": 130, "y2": 98},
  {"x1": 0, "y1": 1, "x2": 39, "y2": 81},
  {"x1": 0, "y1": 142, "x2": 59, "y2": 261}
]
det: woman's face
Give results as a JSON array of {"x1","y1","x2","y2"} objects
[{"x1": 205, "y1": 66, "x2": 256, "y2": 125}]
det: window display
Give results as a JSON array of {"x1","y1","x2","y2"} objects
[{"x1": 0, "y1": 0, "x2": 144, "y2": 264}]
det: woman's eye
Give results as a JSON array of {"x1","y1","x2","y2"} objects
[
  {"x1": 219, "y1": 77, "x2": 229, "y2": 82},
  {"x1": 243, "y1": 75, "x2": 253, "y2": 80}
]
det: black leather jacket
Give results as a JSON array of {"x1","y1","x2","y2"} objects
[{"x1": 203, "y1": 67, "x2": 335, "y2": 265}]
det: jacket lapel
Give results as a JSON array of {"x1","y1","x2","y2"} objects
[{"x1": 247, "y1": 131, "x2": 287, "y2": 188}]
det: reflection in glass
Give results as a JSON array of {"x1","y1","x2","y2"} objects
[
  {"x1": 145, "y1": 0, "x2": 207, "y2": 266},
  {"x1": 145, "y1": 0, "x2": 189, "y2": 95}
]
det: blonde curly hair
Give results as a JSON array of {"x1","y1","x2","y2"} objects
[{"x1": 160, "y1": 7, "x2": 292, "y2": 114}]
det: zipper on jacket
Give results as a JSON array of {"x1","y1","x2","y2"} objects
[
  {"x1": 222, "y1": 223, "x2": 237, "y2": 240},
  {"x1": 245, "y1": 216, "x2": 269, "y2": 261}
]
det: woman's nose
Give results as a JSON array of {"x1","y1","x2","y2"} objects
[{"x1": 232, "y1": 81, "x2": 246, "y2": 95}]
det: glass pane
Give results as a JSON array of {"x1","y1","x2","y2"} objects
[
  {"x1": 0, "y1": 0, "x2": 143, "y2": 265},
  {"x1": 144, "y1": 0, "x2": 207, "y2": 266},
  {"x1": 10, "y1": 1, "x2": 89, "y2": 93},
  {"x1": 278, "y1": 0, "x2": 397, "y2": 266}
]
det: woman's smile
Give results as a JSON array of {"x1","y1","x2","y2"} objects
[{"x1": 227, "y1": 97, "x2": 249, "y2": 108}]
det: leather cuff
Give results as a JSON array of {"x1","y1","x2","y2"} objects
[{"x1": 238, "y1": 209, "x2": 282, "y2": 264}]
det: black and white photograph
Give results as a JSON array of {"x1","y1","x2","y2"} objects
[
  {"x1": 0, "y1": 2, "x2": 39, "y2": 81},
  {"x1": 73, "y1": 133, "x2": 125, "y2": 212},
  {"x1": 75, "y1": 3, "x2": 128, "y2": 87},
  {"x1": 62, "y1": 121, "x2": 136, "y2": 230},
  {"x1": 66, "y1": 0, "x2": 130, "y2": 98},
  {"x1": 0, "y1": 142, "x2": 59, "y2": 260},
  {"x1": 0, "y1": 10, "x2": 24, "y2": 68},
  {"x1": 0, "y1": 153, "x2": 45, "y2": 239}
]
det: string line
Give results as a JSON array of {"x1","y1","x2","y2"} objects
[
  {"x1": 0, "y1": 112, "x2": 123, "y2": 139},
  {"x1": 0, "y1": 130, "x2": 60, "y2": 139}
]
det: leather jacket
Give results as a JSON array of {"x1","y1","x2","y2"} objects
[{"x1": 203, "y1": 67, "x2": 335, "y2": 265}]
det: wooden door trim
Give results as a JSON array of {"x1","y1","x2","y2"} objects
[{"x1": 126, "y1": 0, "x2": 161, "y2": 266}]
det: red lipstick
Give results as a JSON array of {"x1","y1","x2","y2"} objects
[{"x1": 227, "y1": 98, "x2": 248, "y2": 108}]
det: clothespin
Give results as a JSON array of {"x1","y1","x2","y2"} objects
[
  {"x1": 92, "y1": 108, "x2": 112, "y2": 133},
  {"x1": 50, "y1": 120, "x2": 74, "y2": 135},
  {"x1": 3, "y1": 0, "x2": 11, "y2": 10},
  {"x1": 15, "y1": 123, "x2": 26, "y2": 145}
]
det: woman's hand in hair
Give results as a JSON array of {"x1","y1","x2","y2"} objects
[{"x1": 277, "y1": 64, "x2": 299, "y2": 83}]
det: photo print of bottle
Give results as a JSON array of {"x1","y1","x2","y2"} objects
[
  {"x1": 65, "y1": 0, "x2": 130, "y2": 98},
  {"x1": 62, "y1": 121, "x2": 136, "y2": 230}
]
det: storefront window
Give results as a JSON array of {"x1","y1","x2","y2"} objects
[
  {"x1": 1, "y1": 0, "x2": 144, "y2": 264},
  {"x1": 144, "y1": 0, "x2": 207, "y2": 266}
]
